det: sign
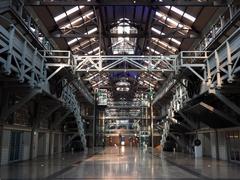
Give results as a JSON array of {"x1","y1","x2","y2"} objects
[{"x1": 97, "y1": 89, "x2": 108, "y2": 106}]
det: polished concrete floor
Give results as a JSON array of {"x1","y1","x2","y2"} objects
[{"x1": 0, "y1": 147, "x2": 240, "y2": 180}]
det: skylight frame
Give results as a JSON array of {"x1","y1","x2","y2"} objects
[
  {"x1": 60, "y1": 10, "x2": 94, "y2": 30},
  {"x1": 54, "y1": 6, "x2": 84, "y2": 22},
  {"x1": 165, "y1": 6, "x2": 196, "y2": 22},
  {"x1": 155, "y1": 11, "x2": 191, "y2": 34},
  {"x1": 151, "y1": 27, "x2": 181, "y2": 46},
  {"x1": 151, "y1": 38, "x2": 178, "y2": 54}
]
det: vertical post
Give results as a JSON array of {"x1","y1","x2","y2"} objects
[
  {"x1": 220, "y1": 16, "x2": 225, "y2": 29},
  {"x1": 150, "y1": 100, "x2": 154, "y2": 149},
  {"x1": 215, "y1": 50, "x2": 222, "y2": 88},
  {"x1": 228, "y1": 4, "x2": 233, "y2": 19},
  {"x1": 93, "y1": 91, "x2": 97, "y2": 148},
  {"x1": 226, "y1": 42, "x2": 233, "y2": 83},
  {"x1": 145, "y1": 107, "x2": 148, "y2": 128}
]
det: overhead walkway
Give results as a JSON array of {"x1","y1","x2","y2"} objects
[
  {"x1": 0, "y1": 23, "x2": 88, "y2": 150},
  {"x1": 1, "y1": 0, "x2": 240, "y2": 152},
  {"x1": 155, "y1": 27, "x2": 240, "y2": 145}
]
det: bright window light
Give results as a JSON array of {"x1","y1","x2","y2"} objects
[
  {"x1": 143, "y1": 80, "x2": 155, "y2": 87},
  {"x1": 66, "y1": 6, "x2": 79, "y2": 15},
  {"x1": 147, "y1": 46, "x2": 160, "y2": 55},
  {"x1": 87, "y1": 47, "x2": 99, "y2": 54},
  {"x1": 87, "y1": 27, "x2": 98, "y2": 34},
  {"x1": 151, "y1": 27, "x2": 164, "y2": 35},
  {"x1": 54, "y1": 13, "x2": 66, "y2": 22},
  {"x1": 54, "y1": 6, "x2": 84, "y2": 22},
  {"x1": 184, "y1": 13, "x2": 196, "y2": 22},
  {"x1": 155, "y1": 11, "x2": 190, "y2": 30},
  {"x1": 171, "y1": 38, "x2": 181, "y2": 45},
  {"x1": 152, "y1": 38, "x2": 177, "y2": 53},
  {"x1": 68, "y1": 37, "x2": 81, "y2": 45},
  {"x1": 111, "y1": 18, "x2": 137, "y2": 55},
  {"x1": 60, "y1": 10, "x2": 94, "y2": 29},
  {"x1": 165, "y1": 6, "x2": 196, "y2": 22},
  {"x1": 151, "y1": 27, "x2": 181, "y2": 46}
]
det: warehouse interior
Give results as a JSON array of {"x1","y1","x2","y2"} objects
[{"x1": 0, "y1": 0, "x2": 240, "y2": 179}]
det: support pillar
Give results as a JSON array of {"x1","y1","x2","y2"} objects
[
  {"x1": 150, "y1": 101, "x2": 154, "y2": 148},
  {"x1": 93, "y1": 92, "x2": 97, "y2": 148}
]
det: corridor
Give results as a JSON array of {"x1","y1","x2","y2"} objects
[{"x1": 0, "y1": 147, "x2": 239, "y2": 180}]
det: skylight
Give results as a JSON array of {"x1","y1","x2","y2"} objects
[
  {"x1": 147, "y1": 46, "x2": 161, "y2": 55},
  {"x1": 165, "y1": 6, "x2": 196, "y2": 22},
  {"x1": 68, "y1": 37, "x2": 81, "y2": 45},
  {"x1": 111, "y1": 18, "x2": 137, "y2": 55},
  {"x1": 155, "y1": 11, "x2": 191, "y2": 34},
  {"x1": 87, "y1": 27, "x2": 98, "y2": 34},
  {"x1": 68, "y1": 27, "x2": 97, "y2": 46},
  {"x1": 151, "y1": 27, "x2": 164, "y2": 35},
  {"x1": 60, "y1": 11, "x2": 94, "y2": 29},
  {"x1": 151, "y1": 27, "x2": 181, "y2": 46},
  {"x1": 54, "y1": 6, "x2": 84, "y2": 22},
  {"x1": 87, "y1": 47, "x2": 99, "y2": 55},
  {"x1": 151, "y1": 38, "x2": 177, "y2": 54},
  {"x1": 170, "y1": 38, "x2": 181, "y2": 45}
]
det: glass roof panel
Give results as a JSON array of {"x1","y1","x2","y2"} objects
[
  {"x1": 54, "y1": 6, "x2": 84, "y2": 22},
  {"x1": 111, "y1": 18, "x2": 137, "y2": 55},
  {"x1": 165, "y1": 6, "x2": 196, "y2": 22}
]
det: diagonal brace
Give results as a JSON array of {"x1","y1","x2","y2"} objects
[
  {"x1": 1, "y1": 89, "x2": 41, "y2": 120},
  {"x1": 54, "y1": 111, "x2": 71, "y2": 128},
  {"x1": 199, "y1": 102, "x2": 240, "y2": 126},
  {"x1": 178, "y1": 111, "x2": 196, "y2": 129},
  {"x1": 214, "y1": 91, "x2": 240, "y2": 116}
]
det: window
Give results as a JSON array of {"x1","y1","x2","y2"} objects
[
  {"x1": 165, "y1": 6, "x2": 196, "y2": 22},
  {"x1": 54, "y1": 6, "x2": 84, "y2": 22},
  {"x1": 111, "y1": 18, "x2": 137, "y2": 54},
  {"x1": 60, "y1": 11, "x2": 94, "y2": 29},
  {"x1": 155, "y1": 11, "x2": 191, "y2": 35},
  {"x1": 151, "y1": 27, "x2": 181, "y2": 46}
]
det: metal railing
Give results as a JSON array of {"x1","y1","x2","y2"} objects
[
  {"x1": 0, "y1": 24, "x2": 46, "y2": 86},
  {"x1": 0, "y1": 0, "x2": 54, "y2": 51},
  {"x1": 0, "y1": 24, "x2": 87, "y2": 149}
]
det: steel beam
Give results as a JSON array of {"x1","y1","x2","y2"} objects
[
  {"x1": 24, "y1": 0, "x2": 231, "y2": 6},
  {"x1": 54, "y1": 111, "x2": 71, "y2": 129},
  {"x1": 177, "y1": 122, "x2": 192, "y2": 131},
  {"x1": 107, "y1": 106, "x2": 142, "y2": 109},
  {"x1": 1, "y1": 89, "x2": 41, "y2": 120},
  {"x1": 178, "y1": 111, "x2": 196, "y2": 129},
  {"x1": 199, "y1": 102, "x2": 240, "y2": 126},
  {"x1": 214, "y1": 91, "x2": 240, "y2": 116},
  {"x1": 168, "y1": 133, "x2": 187, "y2": 150},
  {"x1": 37, "y1": 104, "x2": 62, "y2": 126},
  {"x1": 64, "y1": 133, "x2": 79, "y2": 147},
  {"x1": 102, "y1": 116, "x2": 161, "y2": 120},
  {"x1": 52, "y1": 33, "x2": 199, "y2": 39}
]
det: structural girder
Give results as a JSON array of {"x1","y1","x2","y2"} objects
[{"x1": 24, "y1": 0, "x2": 233, "y2": 6}]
